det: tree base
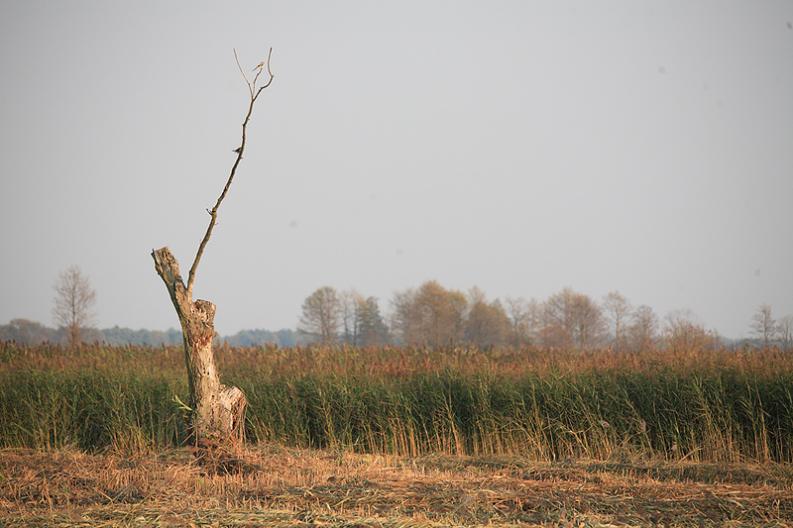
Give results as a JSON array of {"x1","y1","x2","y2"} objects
[{"x1": 152, "y1": 247, "x2": 247, "y2": 450}]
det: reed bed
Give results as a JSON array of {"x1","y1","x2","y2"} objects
[{"x1": 1, "y1": 342, "x2": 791, "y2": 462}]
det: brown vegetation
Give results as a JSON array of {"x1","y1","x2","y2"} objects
[
  {"x1": 1, "y1": 446, "x2": 792, "y2": 527},
  {"x1": 3, "y1": 341, "x2": 789, "y2": 380},
  {"x1": 2, "y1": 343, "x2": 793, "y2": 525}
]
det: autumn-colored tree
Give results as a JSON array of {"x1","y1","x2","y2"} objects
[
  {"x1": 464, "y1": 289, "x2": 511, "y2": 347},
  {"x1": 541, "y1": 288, "x2": 607, "y2": 350},
  {"x1": 391, "y1": 281, "x2": 466, "y2": 347},
  {"x1": 663, "y1": 310, "x2": 719, "y2": 352}
]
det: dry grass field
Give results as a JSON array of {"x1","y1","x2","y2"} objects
[
  {"x1": 2, "y1": 445, "x2": 792, "y2": 527},
  {"x1": 3, "y1": 344, "x2": 793, "y2": 526}
]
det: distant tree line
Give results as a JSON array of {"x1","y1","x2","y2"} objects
[
  {"x1": 299, "y1": 281, "x2": 793, "y2": 352},
  {"x1": 0, "y1": 320, "x2": 303, "y2": 348},
  {"x1": 299, "y1": 288, "x2": 390, "y2": 347},
  {"x1": 220, "y1": 328, "x2": 307, "y2": 347},
  {"x1": 3, "y1": 273, "x2": 790, "y2": 351}
]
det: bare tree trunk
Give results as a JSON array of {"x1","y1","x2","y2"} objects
[
  {"x1": 150, "y1": 49, "x2": 273, "y2": 453},
  {"x1": 152, "y1": 247, "x2": 246, "y2": 447},
  {"x1": 68, "y1": 324, "x2": 80, "y2": 349}
]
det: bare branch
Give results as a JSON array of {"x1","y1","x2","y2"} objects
[
  {"x1": 233, "y1": 48, "x2": 253, "y2": 98},
  {"x1": 254, "y1": 48, "x2": 275, "y2": 98},
  {"x1": 186, "y1": 49, "x2": 275, "y2": 295},
  {"x1": 265, "y1": 47, "x2": 273, "y2": 78}
]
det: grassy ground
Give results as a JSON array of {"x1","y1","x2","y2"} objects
[
  {"x1": 2, "y1": 446, "x2": 792, "y2": 527},
  {"x1": 3, "y1": 344, "x2": 793, "y2": 525}
]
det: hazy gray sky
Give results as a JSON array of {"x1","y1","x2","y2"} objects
[{"x1": 1, "y1": 1, "x2": 791, "y2": 338}]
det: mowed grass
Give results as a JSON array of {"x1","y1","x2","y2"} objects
[
  {"x1": 2, "y1": 343, "x2": 792, "y2": 463},
  {"x1": 2, "y1": 446, "x2": 793, "y2": 527}
]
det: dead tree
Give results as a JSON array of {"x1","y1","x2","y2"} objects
[{"x1": 151, "y1": 49, "x2": 274, "y2": 449}]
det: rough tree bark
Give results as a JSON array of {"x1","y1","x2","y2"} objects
[
  {"x1": 151, "y1": 248, "x2": 247, "y2": 446},
  {"x1": 151, "y1": 49, "x2": 273, "y2": 449}
]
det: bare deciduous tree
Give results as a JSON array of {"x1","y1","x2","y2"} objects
[
  {"x1": 53, "y1": 266, "x2": 96, "y2": 348},
  {"x1": 151, "y1": 49, "x2": 274, "y2": 451},
  {"x1": 777, "y1": 315, "x2": 793, "y2": 352},
  {"x1": 299, "y1": 286, "x2": 342, "y2": 344},
  {"x1": 603, "y1": 291, "x2": 631, "y2": 351},
  {"x1": 627, "y1": 304, "x2": 658, "y2": 352},
  {"x1": 504, "y1": 297, "x2": 531, "y2": 347},
  {"x1": 339, "y1": 289, "x2": 363, "y2": 345},
  {"x1": 505, "y1": 297, "x2": 542, "y2": 347},
  {"x1": 750, "y1": 304, "x2": 776, "y2": 348}
]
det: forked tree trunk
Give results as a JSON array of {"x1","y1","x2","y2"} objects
[
  {"x1": 149, "y1": 49, "x2": 272, "y2": 451},
  {"x1": 152, "y1": 247, "x2": 246, "y2": 447}
]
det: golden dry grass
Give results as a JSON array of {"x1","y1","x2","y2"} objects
[
  {"x1": 1, "y1": 445, "x2": 792, "y2": 527},
  {"x1": 5, "y1": 343, "x2": 793, "y2": 379}
]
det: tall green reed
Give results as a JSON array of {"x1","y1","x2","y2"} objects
[{"x1": 1, "y1": 343, "x2": 791, "y2": 461}]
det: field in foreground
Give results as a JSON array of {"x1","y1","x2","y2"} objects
[
  {"x1": 4, "y1": 345, "x2": 793, "y2": 526},
  {"x1": 2, "y1": 446, "x2": 792, "y2": 527},
  {"x1": 2, "y1": 343, "x2": 793, "y2": 462}
]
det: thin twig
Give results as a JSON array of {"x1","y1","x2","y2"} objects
[
  {"x1": 233, "y1": 48, "x2": 253, "y2": 98},
  {"x1": 187, "y1": 49, "x2": 274, "y2": 296},
  {"x1": 255, "y1": 48, "x2": 275, "y2": 98}
]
